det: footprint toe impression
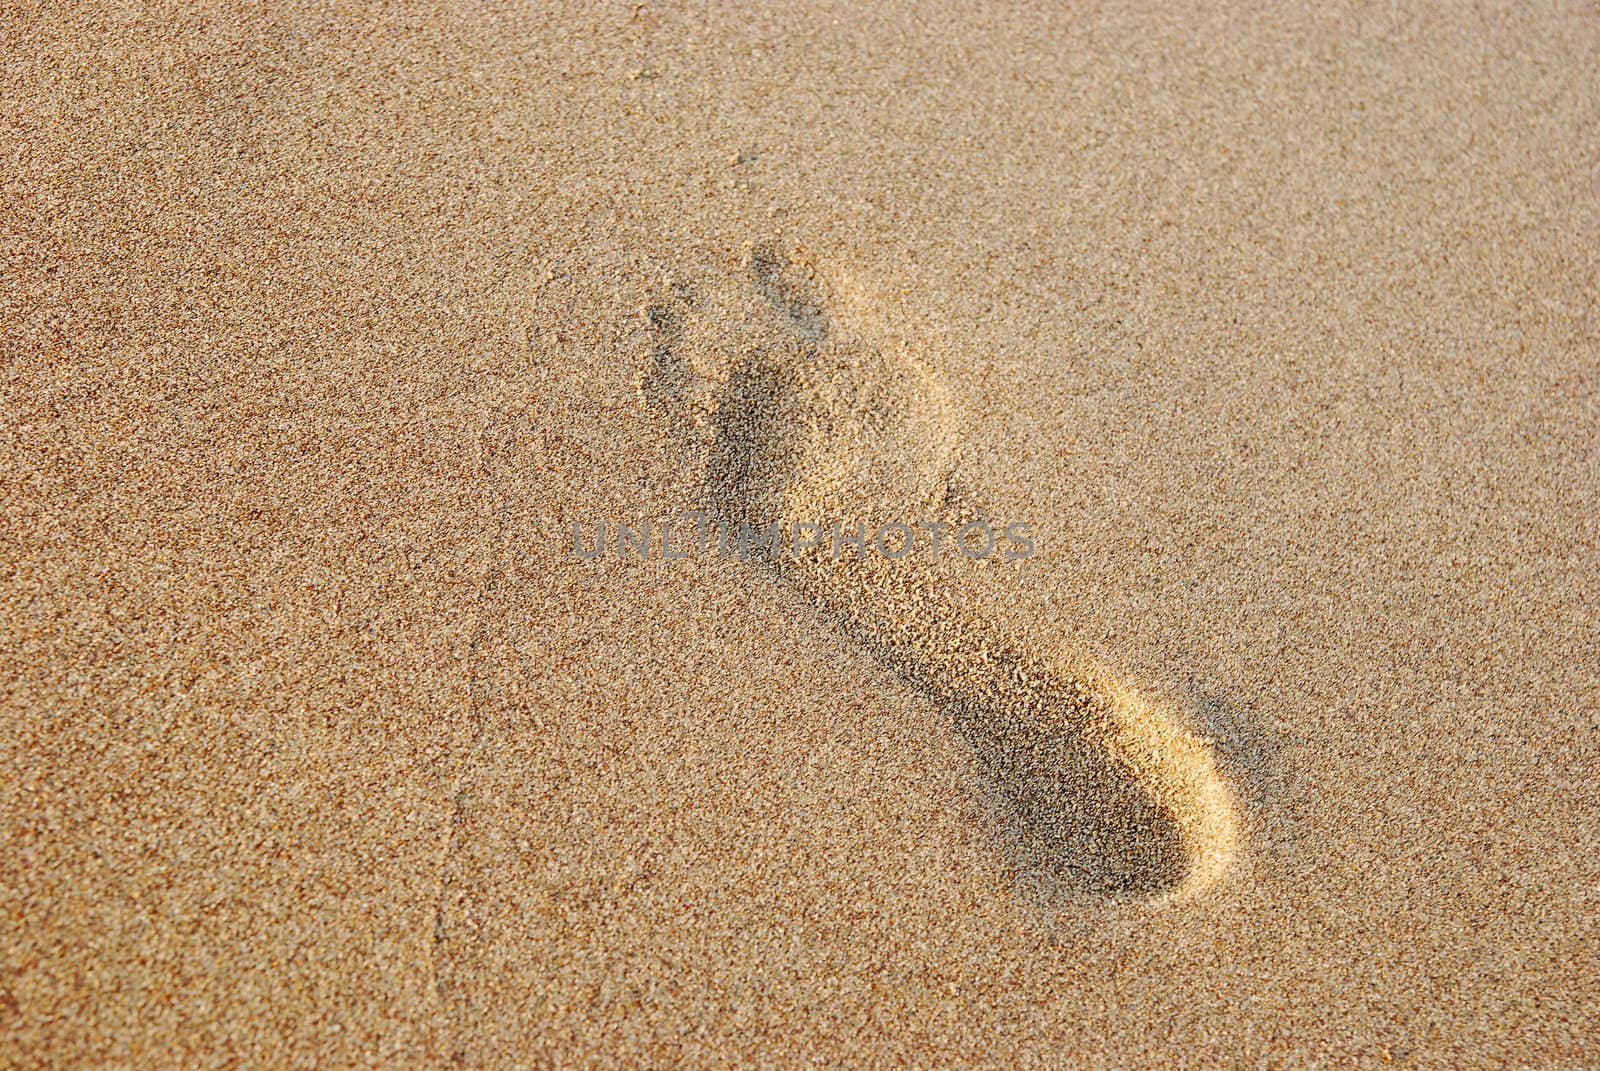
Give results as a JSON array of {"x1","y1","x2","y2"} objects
[{"x1": 702, "y1": 243, "x2": 1238, "y2": 902}]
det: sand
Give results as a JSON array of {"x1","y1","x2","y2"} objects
[{"x1": 4, "y1": 2, "x2": 1598, "y2": 1067}]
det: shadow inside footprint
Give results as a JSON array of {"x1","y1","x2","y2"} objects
[
  {"x1": 953, "y1": 694, "x2": 1190, "y2": 900},
  {"x1": 706, "y1": 356, "x2": 801, "y2": 532}
]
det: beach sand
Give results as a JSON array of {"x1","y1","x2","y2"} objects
[{"x1": 4, "y1": 2, "x2": 1598, "y2": 1066}]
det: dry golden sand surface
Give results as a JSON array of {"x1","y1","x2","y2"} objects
[{"x1": 3, "y1": 2, "x2": 1599, "y2": 1067}]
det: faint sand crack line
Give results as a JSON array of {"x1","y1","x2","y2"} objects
[{"x1": 429, "y1": 409, "x2": 511, "y2": 1020}]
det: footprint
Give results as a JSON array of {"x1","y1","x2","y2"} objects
[{"x1": 657, "y1": 243, "x2": 1239, "y2": 901}]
